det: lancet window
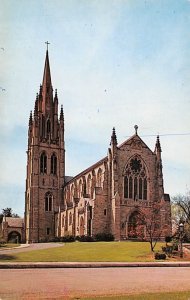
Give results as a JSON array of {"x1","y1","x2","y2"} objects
[
  {"x1": 124, "y1": 156, "x2": 148, "y2": 200},
  {"x1": 45, "y1": 192, "x2": 53, "y2": 211},
  {"x1": 51, "y1": 153, "x2": 57, "y2": 175},
  {"x1": 40, "y1": 152, "x2": 47, "y2": 174}
]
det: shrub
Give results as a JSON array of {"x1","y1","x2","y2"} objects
[
  {"x1": 49, "y1": 237, "x2": 60, "y2": 243},
  {"x1": 155, "y1": 252, "x2": 166, "y2": 260},
  {"x1": 94, "y1": 233, "x2": 115, "y2": 242},
  {"x1": 165, "y1": 236, "x2": 172, "y2": 244},
  {"x1": 76, "y1": 235, "x2": 95, "y2": 242},
  {"x1": 60, "y1": 235, "x2": 75, "y2": 243}
]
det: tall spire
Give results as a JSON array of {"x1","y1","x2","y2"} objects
[
  {"x1": 42, "y1": 49, "x2": 52, "y2": 90},
  {"x1": 41, "y1": 45, "x2": 53, "y2": 114}
]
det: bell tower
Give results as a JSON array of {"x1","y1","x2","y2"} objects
[{"x1": 25, "y1": 46, "x2": 65, "y2": 243}]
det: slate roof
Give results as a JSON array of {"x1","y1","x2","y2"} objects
[{"x1": 3, "y1": 217, "x2": 24, "y2": 228}]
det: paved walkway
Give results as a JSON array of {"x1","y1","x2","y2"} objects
[{"x1": 0, "y1": 242, "x2": 64, "y2": 255}]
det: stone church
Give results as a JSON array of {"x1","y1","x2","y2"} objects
[{"x1": 25, "y1": 50, "x2": 171, "y2": 243}]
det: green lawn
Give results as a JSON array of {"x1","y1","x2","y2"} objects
[
  {"x1": 79, "y1": 291, "x2": 190, "y2": 300},
  {"x1": 0, "y1": 242, "x2": 165, "y2": 262},
  {"x1": 0, "y1": 243, "x2": 20, "y2": 249}
]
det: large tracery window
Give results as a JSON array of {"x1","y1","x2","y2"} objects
[
  {"x1": 40, "y1": 152, "x2": 47, "y2": 174},
  {"x1": 51, "y1": 153, "x2": 57, "y2": 175},
  {"x1": 124, "y1": 156, "x2": 148, "y2": 200},
  {"x1": 45, "y1": 192, "x2": 53, "y2": 211}
]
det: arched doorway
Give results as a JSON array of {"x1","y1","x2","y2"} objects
[
  {"x1": 8, "y1": 231, "x2": 21, "y2": 243},
  {"x1": 128, "y1": 211, "x2": 144, "y2": 240},
  {"x1": 79, "y1": 216, "x2": 84, "y2": 236}
]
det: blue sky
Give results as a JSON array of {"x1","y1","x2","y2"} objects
[{"x1": 0, "y1": 0, "x2": 190, "y2": 216}]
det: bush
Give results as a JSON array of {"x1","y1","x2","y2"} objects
[
  {"x1": 94, "y1": 233, "x2": 115, "y2": 242},
  {"x1": 165, "y1": 236, "x2": 172, "y2": 244},
  {"x1": 49, "y1": 237, "x2": 60, "y2": 243},
  {"x1": 60, "y1": 235, "x2": 75, "y2": 243},
  {"x1": 155, "y1": 252, "x2": 166, "y2": 260},
  {"x1": 77, "y1": 235, "x2": 95, "y2": 242}
]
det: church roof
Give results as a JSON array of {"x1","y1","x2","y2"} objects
[
  {"x1": 118, "y1": 133, "x2": 154, "y2": 154},
  {"x1": 65, "y1": 156, "x2": 108, "y2": 185},
  {"x1": 3, "y1": 217, "x2": 24, "y2": 228}
]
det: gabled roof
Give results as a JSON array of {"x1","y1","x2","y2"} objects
[
  {"x1": 118, "y1": 134, "x2": 154, "y2": 154},
  {"x1": 3, "y1": 217, "x2": 24, "y2": 228},
  {"x1": 65, "y1": 156, "x2": 108, "y2": 185}
]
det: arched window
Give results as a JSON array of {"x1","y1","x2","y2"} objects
[
  {"x1": 45, "y1": 192, "x2": 53, "y2": 211},
  {"x1": 47, "y1": 119, "x2": 51, "y2": 135},
  {"x1": 78, "y1": 180, "x2": 82, "y2": 198},
  {"x1": 62, "y1": 215, "x2": 65, "y2": 227},
  {"x1": 51, "y1": 153, "x2": 57, "y2": 175},
  {"x1": 69, "y1": 212, "x2": 72, "y2": 225},
  {"x1": 87, "y1": 174, "x2": 91, "y2": 195},
  {"x1": 40, "y1": 152, "x2": 47, "y2": 174},
  {"x1": 124, "y1": 156, "x2": 148, "y2": 201},
  {"x1": 97, "y1": 168, "x2": 102, "y2": 187},
  {"x1": 83, "y1": 177, "x2": 87, "y2": 195}
]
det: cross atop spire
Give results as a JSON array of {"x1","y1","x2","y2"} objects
[
  {"x1": 134, "y1": 125, "x2": 138, "y2": 135},
  {"x1": 45, "y1": 41, "x2": 50, "y2": 51}
]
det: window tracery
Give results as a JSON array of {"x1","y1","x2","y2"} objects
[
  {"x1": 45, "y1": 192, "x2": 53, "y2": 211},
  {"x1": 124, "y1": 156, "x2": 148, "y2": 200}
]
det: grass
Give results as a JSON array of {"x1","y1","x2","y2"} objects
[
  {"x1": 0, "y1": 241, "x2": 165, "y2": 262},
  {"x1": 78, "y1": 291, "x2": 190, "y2": 300},
  {"x1": 0, "y1": 243, "x2": 20, "y2": 249}
]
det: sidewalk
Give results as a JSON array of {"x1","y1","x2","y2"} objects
[{"x1": 0, "y1": 261, "x2": 190, "y2": 269}]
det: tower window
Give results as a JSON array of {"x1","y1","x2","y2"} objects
[
  {"x1": 45, "y1": 192, "x2": 53, "y2": 211},
  {"x1": 46, "y1": 227, "x2": 50, "y2": 235},
  {"x1": 51, "y1": 153, "x2": 57, "y2": 175},
  {"x1": 47, "y1": 119, "x2": 51, "y2": 135},
  {"x1": 40, "y1": 152, "x2": 47, "y2": 174}
]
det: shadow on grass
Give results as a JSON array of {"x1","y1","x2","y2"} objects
[{"x1": 0, "y1": 254, "x2": 16, "y2": 260}]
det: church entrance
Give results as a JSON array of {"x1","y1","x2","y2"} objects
[
  {"x1": 8, "y1": 231, "x2": 21, "y2": 243},
  {"x1": 79, "y1": 216, "x2": 84, "y2": 236},
  {"x1": 128, "y1": 211, "x2": 144, "y2": 240}
]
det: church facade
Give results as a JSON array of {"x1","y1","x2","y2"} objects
[{"x1": 25, "y1": 50, "x2": 171, "y2": 243}]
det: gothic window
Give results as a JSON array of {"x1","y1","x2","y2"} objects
[
  {"x1": 83, "y1": 178, "x2": 87, "y2": 195},
  {"x1": 87, "y1": 174, "x2": 91, "y2": 195},
  {"x1": 40, "y1": 152, "x2": 47, "y2": 174},
  {"x1": 51, "y1": 153, "x2": 57, "y2": 175},
  {"x1": 124, "y1": 177, "x2": 128, "y2": 198},
  {"x1": 47, "y1": 119, "x2": 51, "y2": 135},
  {"x1": 69, "y1": 212, "x2": 72, "y2": 225},
  {"x1": 45, "y1": 192, "x2": 53, "y2": 211},
  {"x1": 124, "y1": 156, "x2": 148, "y2": 201},
  {"x1": 97, "y1": 168, "x2": 102, "y2": 187},
  {"x1": 78, "y1": 179, "x2": 82, "y2": 197},
  {"x1": 62, "y1": 215, "x2": 65, "y2": 227}
]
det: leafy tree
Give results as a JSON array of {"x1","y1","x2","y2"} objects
[
  {"x1": 2, "y1": 207, "x2": 13, "y2": 217},
  {"x1": 172, "y1": 191, "x2": 190, "y2": 241},
  {"x1": 172, "y1": 191, "x2": 190, "y2": 225},
  {"x1": 0, "y1": 208, "x2": 20, "y2": 223}
]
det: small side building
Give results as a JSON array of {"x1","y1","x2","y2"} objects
[{"x1": 0, "y1": 217, "x2": 24, "y2": 243}]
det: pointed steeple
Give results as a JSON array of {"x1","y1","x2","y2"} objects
[
  {"x1": 42, "y1": 50, "x2": 52, "y2": 90},
  {"x1": 155, "y1": 135, "x2": 162, "y2": 154},
  {"x1": 41, "y1": 48, "x2": 53, "y2": 114},
  {"x1": 111, "y1": 127, "x2": 117, "y2": 146},
  {"x1": 60, "y1": 105, "x2": 64, "y2": 121}
]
